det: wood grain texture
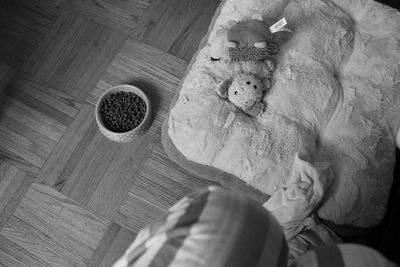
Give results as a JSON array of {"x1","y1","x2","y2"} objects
[
  {"x1": 2, "y1": 216, "x2": 82, "y2": 267},
  {"x1": 113, "y1": 139, "x2": 212, "y2": 232},
  {"x1": 0, "y1": 124, "x2": 46, "y2": 169},
  {"x1": 166, "y1": 0, "x2": 222, "y2": 61},
  {"x1": 85, "y1": 133, "x2": 153, "y2": 218},
  {"x1": 114, "y1": 191, "x2": 164, "y2": 233},
  {"x1": 68, "y1": 0, "x2": 151, "y2": 33},
  {"x1": 0, "y1": 62, "x2": 17, "y2": 93},
  {"x1": 0, "y1": 74, "x2": 79, "y2": 175},
  {"x1": 113, "y1": 137, "x2": 268, "y2": 233},
  {"x1": 0, "y1": 234, "x2": 48, "y2": 267},
  {"x1": 9, "y1": 73, "x2": 83, "y2": 122},
  {"x1": 83, "y1": 40, "x2": 188, "y2": 220},
  {"x1": 23, "y1": 10, "x2": 128, "y2": 99},
  {"x1": 150, "y1": 139, "x2": 215, "y2": 191},
  {"x1": 37, "y1": 103, "x2": 154, "y2": 219},
  {"x1": 0, "y1": 95, "x2": 66, "y2": 142},
  {"x1": 87, "y1": 39, "x2": 186, "y2": 105},
  {"x1": 0, "y1": 0, "x2": 65, "y2": 68},
  {"x1": 37, "y1": 104, "x2": 97, "y2": 187},
  {"x1": 0, "y1": 0, "x2": 262, "y2": 265},
  {"x1": 131, "y1": 0, "x2": 221, "y2": 61},
  {"x1": 87, "y1": 222, "x2": 136, "y2": 267},
  {"x1": 0, "y1": 109, "x2": 56, "y2": 175},
  {"x1": 0, "y1": 183, "x2": 110, "y2": 266},
  {"x1": 87, "y1": 39, "x2": 187, "y2": 144},
  {"x1": 0, "y1": 161, "x2": 34, "y2": 231},
  {"x1": 58, "y1": 129, "x2": 122, "y2": 203}
]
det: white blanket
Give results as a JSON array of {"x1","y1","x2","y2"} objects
[
  {"x1": 264, "y1": 153, "x2": 341, "y2": 263},
  {"x1": 167, "y1": 0, "x2": 400, "y2": 227}
]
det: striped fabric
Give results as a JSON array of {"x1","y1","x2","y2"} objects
[
  {"x1": 114, "y1": 186, "x2": 398, "y2": 267},
  {"x1": 113, "y1": 186, "x2": 287, "y2": 267}
]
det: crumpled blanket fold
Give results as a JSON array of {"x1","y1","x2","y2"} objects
[{"x1": 264, "y1": 153, "x2": 341, "y2": 264}]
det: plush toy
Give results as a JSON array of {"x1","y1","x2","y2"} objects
[
  {"x1": 209, "y1": 14, "x2": 281, "y2": 62},
  {"x1": 218, "y1": 59, "x2": 274, "y2": 116},
  {"x1": 217, "y1": 52, "x2": 275, "y2": 116},
  {"x1": 218, "y1": 73, "x2": 267, "y2": 116},
  {"x1": 227, "y1": 14, "x2": 278, "y2": 61},
  {"x1": 209, "y1": 27, "x2": 230, "y2": 62},
  {"x1": 210, "y1": 14, "x2": 291, "y2": 116}
]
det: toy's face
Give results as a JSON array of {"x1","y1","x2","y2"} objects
[
  {"x1": 228, "y1": 20, "x2": 272, "y2": 47},
  {"x1": 228, "y1": 75, "x2": 263, "y2": 110}
]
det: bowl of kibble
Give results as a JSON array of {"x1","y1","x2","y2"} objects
[{"x1": 95, "y1": 84, "x2": 151, "y2": 142}]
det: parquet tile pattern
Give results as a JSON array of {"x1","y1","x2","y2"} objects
[
  {"x1": 0, "y1": 0, "x2": 65, "y2": 68},
  {"x1": 0, "y1": 0, "x2": 267, "y2": 265},
  {"x1": 1, "y1": 183, "x2": 110, "y2": 266}
]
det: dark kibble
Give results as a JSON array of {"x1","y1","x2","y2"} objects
[{"x1": 100, "y1": 91, "x2": 147, "y2": 133}]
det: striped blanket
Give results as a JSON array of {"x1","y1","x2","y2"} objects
[{"x1": 113, "y1": 187, "x2": 396, "y2": 267}]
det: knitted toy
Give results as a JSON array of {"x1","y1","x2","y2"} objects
[
  {"x1": 227, "y1": 14, "x2": 278, "y2": 61},
  {"x1": 209, "y1": 14, "x2": 283, "y2": 62}
]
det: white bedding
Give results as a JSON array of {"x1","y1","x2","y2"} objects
[{"x1": 167, "y1": 0, "x2": 400, "y2": 227}]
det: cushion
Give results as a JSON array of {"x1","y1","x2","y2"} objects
[{"x1": 162, "y1": 0, "x2": 400, "y2": 227}]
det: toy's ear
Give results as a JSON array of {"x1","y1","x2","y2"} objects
[
  {"x1": 226, "y1": 20, "x2": 237, "y2": 28},
  {"x1": 217, "y1": 79, "x2": 232, "y2": 98},
  {"x1": 252, "y1": 14, "x2": 263, "y2": 21},
  {"x1": 247, "y1": 102, "x2": 263, "y2": 117},
  {"x1": 262, "y1": 78, "x2": 272, "y2": 90},
  {"x1": 227, "y1": 41, "x2": 238, "y2": 48},
  {"x1": 254, "y1": 41, "x2": 267, "y2": 48}
]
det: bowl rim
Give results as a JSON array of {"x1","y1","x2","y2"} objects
[{"x1": 95, "y1": 84, "x2": 151, "y2": 136}]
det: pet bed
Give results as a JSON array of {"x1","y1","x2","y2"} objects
[{"x1": 162, "y1": 0, "x2": 400, "y2": 228}]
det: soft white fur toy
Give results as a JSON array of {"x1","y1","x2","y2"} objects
[{"x1": 218, "y1": 61, "x2": 274, "y2": 116}]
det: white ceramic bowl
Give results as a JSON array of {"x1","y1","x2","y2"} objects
[{"x1": 95, "y1": 84, "x2": 152, "y2": 142}]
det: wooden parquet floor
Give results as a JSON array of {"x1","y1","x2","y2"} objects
[{"x1": 0, "y1": 0, "x2": 267, "y2": 266}]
